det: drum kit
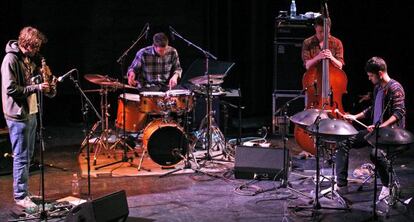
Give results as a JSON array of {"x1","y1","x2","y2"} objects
[
  {"x1": 82, "y1": 73, "x2": 229, "y2": 169},
  {"x1": 290, "y1": 108, "x2": 414, "y2": 213}
]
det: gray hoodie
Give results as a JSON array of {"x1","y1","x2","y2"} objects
[{"x1": 1, "y1": 40, "x2": 54, "y2": 121}]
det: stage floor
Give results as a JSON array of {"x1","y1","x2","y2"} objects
[{"x1": 1, "y1": 123, "x2": 414, "y2": 221}]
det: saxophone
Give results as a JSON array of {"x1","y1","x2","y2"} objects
[{"x1": 40, "y1": 57, "x2": 57, "y2": 93}]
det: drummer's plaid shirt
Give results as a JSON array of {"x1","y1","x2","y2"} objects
[{"x1": 128, "y1": 45, "x2": 182, "y2": 88}]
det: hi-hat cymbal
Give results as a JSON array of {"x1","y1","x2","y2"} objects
[
  {"x1": 365, "y1": 127, "x2": 414, "y2": 146},
  {"x1": 290, "y1": 109, "x2": 330, "y2": 127},
  {"x1": 189, "y1": 75, "x2": 224, "y2": 85},
  {"x1": 306, "y1": 118, "x2": 358, "y2": 140}
]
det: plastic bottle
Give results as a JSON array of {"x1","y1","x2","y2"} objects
[
  {"x1": 71, "y1": 173, "x2": 80, "y2": 196},
  {"x1": 290, "y1": 0, "x2": 297, "y2": 18}
]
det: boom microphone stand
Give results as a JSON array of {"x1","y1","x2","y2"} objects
[
  {"x1": 274, "y1": 88, "x2": 312, "y2": 199},
  {"x1": 169, "y1": 25, "x2": 218, "y2": 161},
  {"x1": 67, "y1": 70, "x2": 102, "y2": 199},
  {"x1": 95, "y1": 22, "x2": 150, "y2": 171}
]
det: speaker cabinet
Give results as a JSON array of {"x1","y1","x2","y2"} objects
[
  {"x1": 234, "y1": 146, "x2": 286, "y2": 180},
  {"x1": 65, "y1": 190, "x2": 129, "y2": 222},
  {"x1": 273, "y1": 17, "x2": 314, "y2": 91}
]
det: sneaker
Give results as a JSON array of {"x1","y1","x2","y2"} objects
[
  {"x1": 378, "y1": 186, "x2": 390, "y2": 201},
  {"x1": 15, "y1": 196, "x2": 37, "y2": 209}
]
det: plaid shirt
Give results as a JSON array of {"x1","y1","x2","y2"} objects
[
  {"x1": 128, "y1": 45, "x2": 182, "y2": 88},
  {"x1": 363, "y1": 79, "x2": 406, "y2": 128},
  {"x1": 301, "y1": 35, "x2": 345, "y2": 67}
]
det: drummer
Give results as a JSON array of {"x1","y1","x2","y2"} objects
[
  {"x1": 334, "y1": 57, "x2": 406, "y2": 201},
  {"x1": 127, "y1": 32, "x2": 182, "y2": 92}
]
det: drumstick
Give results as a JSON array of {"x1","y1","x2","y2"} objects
[{"x1": 334, "y1": 109, "x2": 368, "y2": 129}]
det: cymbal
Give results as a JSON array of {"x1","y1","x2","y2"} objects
[
  {"x1": 189, "y1": 75, "x2": 224, "y2": 85},
  {"x1": 98, "y1": 81, "x2": 137, "y2": 89},
  {"x1": 306, "y1": 118, "x2": 358, "y2": 140},
  {"x1": 84, "y1": 74, "x2": 136, "y2": 89},
  {"x1": 364, "y1": 127, "x2": 414, "y2": 146},
  {"x1": 290, "y1": 109, "x2": 330, "y2": 127},
  {"x1": 84, "y1": 74, "x2": 113, "y2": 85}
]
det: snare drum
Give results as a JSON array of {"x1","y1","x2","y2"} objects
[
  {"x1": 165, "y1": 89, "x2": 193, "y2": 113},
  {"x1": 142, "y1": 119, "x2": 189, "y2": 166},
  {"x1": 115, "y1": 93, "x2": 146, "y2": 132},
  {"x1": 139, "y1": 91, "x2": 166, "y2": 114}
]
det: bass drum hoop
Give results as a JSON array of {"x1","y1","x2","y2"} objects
[{"x1": 142, "y1": 119, "x2": 189, "y2": 166}]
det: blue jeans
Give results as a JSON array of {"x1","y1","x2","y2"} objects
[{"x1": 6, "y1": 114, "x2": 37, "y2": 200}]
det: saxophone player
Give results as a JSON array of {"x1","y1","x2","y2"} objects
[{"x1": 1, "y1": 26, "x2": 56, "y2": 208}]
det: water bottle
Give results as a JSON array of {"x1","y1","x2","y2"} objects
[
  {"x1": 290, "y1": 0, "x2": 297, "y2": 18},
  {"x1": 71, "y1": 173, "x2": 80, "y2": 196}
]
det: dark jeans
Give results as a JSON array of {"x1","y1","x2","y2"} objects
[{"x1": 335, "y1": 129, "x2": 389, "y2": 187}]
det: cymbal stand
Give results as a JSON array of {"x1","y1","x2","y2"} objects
[
  {"x1": 95, "y1": 22, "x2": 149, "y2": 171},
  {"x1": 192, "y1": 93, "x2": 226, "y2": 160},
  {"x1": 169, "y1": 26, "x2": 221, "y2": 162},
  {"x1": 91, "y1": 86, "x2": 112, "y2": 165}
]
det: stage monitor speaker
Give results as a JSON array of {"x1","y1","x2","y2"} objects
[
  {"x1": 234, "y1": 145, "x2": 285, "y2": 180},
  {"x1": 65, "y1": 190, "x2": 129, "y2": 222}
]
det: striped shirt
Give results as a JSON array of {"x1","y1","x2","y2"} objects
[
  {"x1": 128, "y1": 45, "x2": 182, "y2": 89},
  {"x1": 363, "y1": 79, "x2": 406, "y2": 128}
]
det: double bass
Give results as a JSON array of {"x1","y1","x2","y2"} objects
[{"x1": 294, "y1": 14, "x2": 348, "y2": 155}]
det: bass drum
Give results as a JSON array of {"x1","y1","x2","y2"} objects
[{"x1": 142, "y1": 119, "x2": 189, "y2": 166}]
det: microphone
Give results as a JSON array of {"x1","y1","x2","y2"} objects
[
  {"x1": 169, "y1": 26, "x2": 175, "y2": 41},
  {"x1": 4, "y1": 153, "x2": 14, "y2": 158},
  {"x1": 313, "y1": 80, "x2": 318, "y2": 96},
  {"x1": 57, "y1": 69, "x2": 77, "y2": 82},
  {"x1": 144, "y1": 23, "x2": 150, "y2": 40}
]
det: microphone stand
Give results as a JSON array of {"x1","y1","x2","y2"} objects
[
  {"x1": 169, "y1": 26, "x2": 218, "y2": 162},
  {"x1": 95, "y1": 23, "x2": 149, "y2": 171},
  {"x1": 274, "y1": 89, "x2": 313, "y2": 201},
  {"x1": 370, "y1": 95, "x2": 392, "y2": 219},
  {"x1": 11, "y1": 79, "x2": 62, "y2": 221},
  {"x1": 68, "y1": 71, "x2": 102, "y2": 199}
]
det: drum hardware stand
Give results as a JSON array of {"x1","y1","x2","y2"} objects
[
  {"x1": 318, "y1": 141, "x2": 350, "y2": 208},
  {"x1": 159, "y1": 145, "x2": 201, "y2": 178},
  {"x1": 90, "y1": 86, "x2": 116, "y2": 166},
  {"x1": 290, "y1": 102, "x2": 350, "y2": 218},
  {"x1": 94, "y1": 22, "x2": 149, "y2": 172},
  {"x1": 375, "y1": 148, "x2": 408, "y2": 217},
  {"x1": 169, "y1": 26, "x2": 222, "y2": 163}
]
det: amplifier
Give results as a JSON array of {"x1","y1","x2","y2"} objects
[{"x1": 234, "y1": 145, "x2": 286, "y2": 180}]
